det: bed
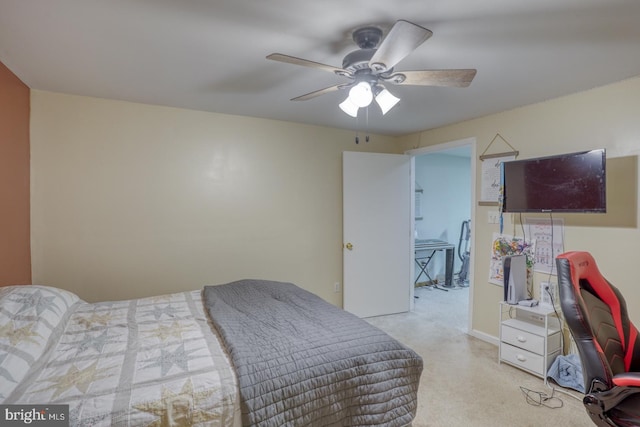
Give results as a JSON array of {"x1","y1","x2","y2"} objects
[{"x1": 0, "y1": 280, "x2": 423, "y2": 426}]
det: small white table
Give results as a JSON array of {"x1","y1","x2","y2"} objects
[{"x1": 498, "y1": 301, "x2": 562, "y2": 382}]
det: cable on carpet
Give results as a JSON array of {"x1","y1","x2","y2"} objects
[{"x1": 520, "y1": 386, "x2": 564, "y2": 409}]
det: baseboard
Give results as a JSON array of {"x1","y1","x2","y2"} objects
[{"x1": 468, "y1": 328, "x2": 499, "y2": 346}]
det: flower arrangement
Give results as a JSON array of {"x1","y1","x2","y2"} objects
[
  {"x1": 492, "y1": 236, "x2": 535, "y2": 267},
  {"x1": 489, "y1": 233, "x2": 536, "y2": 287}
]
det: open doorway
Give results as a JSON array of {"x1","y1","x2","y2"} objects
[{"x1": 408, "y1": 139, "x2": 475, "y2": 332}]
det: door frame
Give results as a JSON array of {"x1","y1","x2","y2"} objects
[{"x1": 405, "y1": 137, "x2": 477, "y2": 334}]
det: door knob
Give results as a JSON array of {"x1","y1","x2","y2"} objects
[{"x1": 345, "y1": 242, "x2": 353, "y2": 250}]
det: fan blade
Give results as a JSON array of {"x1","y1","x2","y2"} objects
[
  {"x1": 291, "y1": 84, "x2": 343, "y2": 101},
  {"x1": 369, "y1": 20, "x2": 432, "y2": 73},
  {"x1": 389, "y1": 69, "x2": 477, "y2": 87},
  {"x1": 267, "y1": 53, "x2": 348, "y2": 75}
]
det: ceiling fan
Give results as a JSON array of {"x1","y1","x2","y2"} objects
[{"x1": 267, "y1": 19, "x2": 477, "y2": 117}]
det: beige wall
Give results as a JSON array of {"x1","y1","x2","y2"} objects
[
  {"x1": 0, "y1": 61, "x2": 31, "y2": 286},
  {"x1": 397, "y1": 76, "x2": 640, "y2": 339},
  {"x1": 30, "y1": 91, "x2": 398, "y2": 304},
  {"x1": 29, "y1": 76, "x2": 640, "y2": 341}
]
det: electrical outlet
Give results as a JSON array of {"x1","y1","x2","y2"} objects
[
  {"x1": 488, "y1": 211, "x2": 500, "y2": 224},
  {"x1": 334, "y1": 282, "x2": 341, "y2": 293},
  {"x1": 540, "y1": 281, "x2": 557, "y2": 307}
]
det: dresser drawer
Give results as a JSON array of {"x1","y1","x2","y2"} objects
[
  {"x1": 500, "y1": 342, "x2": 545, "y2": 375},
  {"x1": 501, "y1": 324, "x2": 544, "y2": 355}
]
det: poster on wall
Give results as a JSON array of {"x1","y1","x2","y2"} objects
[
  {"x1": 489, "y1": 233, "x2": 536, "y2": 286},
  {"x1": 525, "y1": 217, "x2": 565, "y2": 275},
  {"x1": 479, "y1": 154, "x2": 516, "y2": 205}
]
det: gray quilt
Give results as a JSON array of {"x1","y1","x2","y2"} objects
[{"x1": 203, "y1": 279, "x2": 423, "y2": 427}]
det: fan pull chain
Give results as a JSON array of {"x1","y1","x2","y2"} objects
[
  {"x1": 365, "y1": 106, "x2": 370, "y2": 142},
  {"x1": 353, "y1": 109, "x2": 370, "y2": 144}
]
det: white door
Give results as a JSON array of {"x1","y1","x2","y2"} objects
[{"x1": 343, "y1": 151, "x2": 413, "y2": 318}]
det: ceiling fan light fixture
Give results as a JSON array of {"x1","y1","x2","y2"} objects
[
  {"x1": 375, "y1": 88, "x2": 400, "y2": 115},
  {"x1": 268, "y1": 19, "x2": 477, "y2": 124},
  {"x1": 339, "y1": 97, "x2": 359, "y2": 117},
  {"x1": 348, "y1": 81, "x2": 373, "y2": 108}
]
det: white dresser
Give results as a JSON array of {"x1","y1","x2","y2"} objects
[{"x1": 499, "y1": 302, "x2": 562, "y2": 379}]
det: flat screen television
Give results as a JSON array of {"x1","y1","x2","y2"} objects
[{"x1": 501, "y1": 149, "x2": 606, "y2": 213}]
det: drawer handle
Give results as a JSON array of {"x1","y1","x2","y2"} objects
[
  {"x1": 517, "y1": 335, "x2": 527, "y2": 343},
  {"x1": 517, "y1": 354, "x2": 527, "y2": 362}
]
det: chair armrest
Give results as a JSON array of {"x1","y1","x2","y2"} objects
[
  {"x1": 612, "y1": 372, "x2": 640, "y2": 387},
  {"x1": 586, "y1": 375, "x2": 640, "y2": 417}
]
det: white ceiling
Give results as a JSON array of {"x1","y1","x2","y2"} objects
[{"x1": 1, "y1": 0, "x2": 640, "y2": 136}]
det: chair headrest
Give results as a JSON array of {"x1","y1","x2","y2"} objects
[{"x1": 557, "y1": 251, "x2": 625, "y2": 351}]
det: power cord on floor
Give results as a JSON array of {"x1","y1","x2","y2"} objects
[
  {"x1": 545, "y1": 382, "x2": 583, "y2": 402},
  {"x1": 520, "y1": 386, "x2": 564, "y2": 409}
]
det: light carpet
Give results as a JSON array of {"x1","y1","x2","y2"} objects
[{"x1": 366, "y1": 285, "x2": 590, "y2": 427}]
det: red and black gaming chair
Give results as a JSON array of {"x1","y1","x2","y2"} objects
[{"x1": 556, "y1": 251, "x2": 640, "y2": 426}]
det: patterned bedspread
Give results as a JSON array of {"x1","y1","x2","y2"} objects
[{"x1": 0, "y1": 285, "x2": 241, "y2": 427}]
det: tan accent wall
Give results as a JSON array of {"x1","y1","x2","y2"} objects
[{"x1": 0, "y1": 61, "x2": 31, "y2": 286}]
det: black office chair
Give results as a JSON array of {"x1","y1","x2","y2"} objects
[{"x1": 556, "y1": 251, "x2": 640, "y2": 426}]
